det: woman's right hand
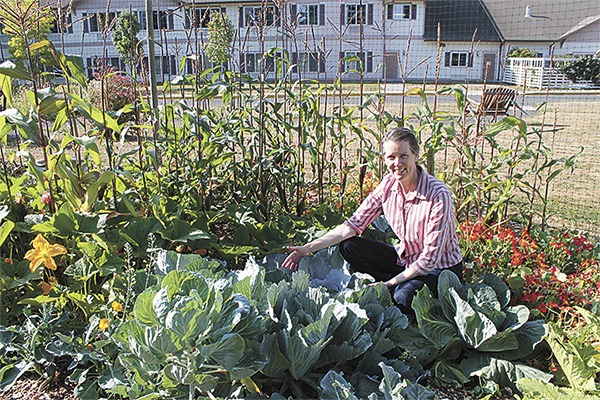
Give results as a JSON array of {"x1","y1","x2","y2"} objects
[{"x1": 282, "y1": 245, "x2": 310, "y2": 271}]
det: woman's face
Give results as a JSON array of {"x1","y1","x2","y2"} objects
[{"x1": 383, "y1": 140, "x2": 419, "y2": 187}]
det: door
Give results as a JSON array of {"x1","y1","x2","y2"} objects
[
  {"x1": 482, "y1": 53, "x2": 496, "y2": 82},
  {"x1": 384, "y1": 53, "x2": 399, "y2": 80}
]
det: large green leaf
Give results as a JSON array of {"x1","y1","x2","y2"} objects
[
  {"x1": 0, "y1": 220, "x2": 14, "y2": 247},
  {"x1": 412, "y1": 286, "x2": 456, "y2": 349},
  {"x1": 161, "y1": 270, "x2": 209, "y2": 300},
  {"x1": 200, "y1": 333, "x2": 245, "y2": 371},
  {"x1": 283, "y1": 330, "x2": 330, "y2": 379},
  {"x1": 144, "y1": 326, "x2": 178, "y2": 355},
  {"x1": 134, "y1": 290, "x2": 160, "y2": 326},
  {"x1": 378, "y1": 362, "x2": 406, "y2": 400},
  {"x1": 260, "y1": 333, "x2": 290, "y2": 378},
  {"x1": 0, "y1": 361, "x2": 34, "y2": 392},
  {"x1": 501, "y1": 305, "x2": 530, "y2": 331},
  {"x1": 450, "y1": 288, "x2": 497, "y2": 349},
  {"x1": 431, "y1": 360, "x2": 470, "y2": 385},
  {"x1": 545, "y1": 323, "x2": 598, "y2": 391},
  {"x1": 478, "y1": 273, "x2": 511, "y2": 308},
  {"x1": 437, "y1": 270, "x2": 461, "y2": 321},
  {"x1": 319, "y1": 371, "x2": 358, "y2": 400},
  {"x1": 461, "y1": 355, "x2": 552, "y2": 395},
  {"x1": 165, "y1": 305, "x2": 208, "y2": 342},
  {"x1": 517, "y1": 378, "x2": 600, "y2": 400},
  {"x1": 501, "y1": 320, "x2": 548, "y2": 361},
  {"x1": 475, "y1": 329, "x2": 519, "y2": 353},
  {"x1": 152, "y1": 288, "x2": 170, "y2": 323}
]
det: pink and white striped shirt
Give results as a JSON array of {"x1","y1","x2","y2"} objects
[{"x1": 345, "y1": 166, "x2": 462, "y2": 276}]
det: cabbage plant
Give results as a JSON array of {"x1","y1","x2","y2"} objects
[
  {"x1": 109, "y1": 249, "x2": 435, "y2": 399},
  {"x1": 397, "y1": 270, "x2": 552, "y2": 394}
]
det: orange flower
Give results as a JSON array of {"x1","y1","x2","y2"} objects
[
  {"x1": 99, "y1": 318, "x2": 109, "y2": 331},
  {"x1": 111, "y1": 301, "x2": 123, "y2": 312},
  {"x1": 24, "y1": 234, "x2": 67, "y2": 273}
]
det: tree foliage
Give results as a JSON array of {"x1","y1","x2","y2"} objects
[
  {"x1": 113, "y1": 9, "x2": 142, "y2": 71},
  {"x1": 205, "y1": 10, "x2": 235, "y2": 66},
  {"x1": 561, "y1": 55, "x2": 600, "y2": 85},
  {"x1": 507, "y1": 47, "x2": 539, "y2": 58},
  {"x1": 0, "y1": 0, "x2": 55, "y2": 71}
]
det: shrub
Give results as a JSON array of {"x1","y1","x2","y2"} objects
[
  {"x1": 87, "y1": 67, "x2": 137, "y2": 114},
  {"x1": 561, "y1": 55, "x2": 600, "y2": 85}
]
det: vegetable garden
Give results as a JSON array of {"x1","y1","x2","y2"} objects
[{"x1": 0, "y1": 5, "x2": 600, "y2": 400}]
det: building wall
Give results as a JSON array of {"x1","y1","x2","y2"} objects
[
  {"x1": 0, "y1": 0, "x2": 564, "y2": 83},
  {"x1": 557, "y1": 20, "x2": 600, "y2": 56}
]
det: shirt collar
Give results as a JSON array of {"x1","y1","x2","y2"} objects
[{"x1": 389, "y1": 165, "x2": 428, "y2": 200}]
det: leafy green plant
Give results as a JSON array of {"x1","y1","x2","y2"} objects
[
  {"x1": 396, "y1": 270, "x2": 551, "y2": 395},
  {"x1": 561, "y1": 55, "x2": 600, "y2": 85},
  {"x1": 113, "y1": 9, "x2": 142, "y2": 72},
  {"x1": 205, "y1": 10, "x2": 234, "y2": 66}
]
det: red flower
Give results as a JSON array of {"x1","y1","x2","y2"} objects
[{"x1": 536, "y1": 303, "x2": 548, "y2": 313}]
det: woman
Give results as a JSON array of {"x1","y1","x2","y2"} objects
[{"x1": 282, "y1": 127, "x2": 463, "y2": 313}]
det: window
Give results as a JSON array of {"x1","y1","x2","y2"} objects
[
  {"x1": 386, "y1": 4, "x2": 417, "y2": 20},
  {"x1": 444, "y1": 52, "x2": 473, "y2": 67},
  {"x1": 51, "y1": 9, "x2": 73, "y2": 33},
  {"x1": 298, "y1": 5, "x2": 319, "y2": 25},
  {"x1": 240, "y1": 52, "x2": 279, "y2": 74},
  {"x1": 137, "y1": 11, "x2": 147, "y2": 30},
  {"x1": 341, "y1": 4, "x2": 373, "y2": 25},
  {"x1": 346, "y1": 4, "x2": 366, "y2": 24},
  {"x1": 342, "y1": 51, "x2": 373, "y2": 73},
  {"x1": 83, "y1": 12, "x2": 117, "y2": 33},
  {"x1": 186, "y1": 7, "x2": 225, "y2": 28},
  {"x1": 242, "y1": 6, "x2": 277, "y2": 27},
  {"x1": 86, "y1": 56, "x2": 125, "y2": 78},
  {"x1": 153, "y1": 10, "x2": 174, "y2": 30},
  {"x1": 185, "y1": 55, "x2": 228, "y2": 74},
  {"x1": 300, "y1": 52, "x2": 318, "y2": 72},
  {"x1": 158, "y1": 55, "x2": 177, "y2": 76}
]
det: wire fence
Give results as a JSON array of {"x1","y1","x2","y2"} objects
[{"x1": 0, "y1": 0, "x2": 598, "y2": 234}]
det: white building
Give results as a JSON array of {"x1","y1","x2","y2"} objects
[{"x1": 2, "y1": 0, "x2": 597, "y2": 84}]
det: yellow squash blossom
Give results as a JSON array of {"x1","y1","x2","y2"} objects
[
  {"x1": 24, "y1": 234, "x2": 67, "y2": 273},
  {"x1": 99, "y1": 318, "x2": 109, "y2": 331},
  {"x1": 111, "y1": 301, "x2": 123, "y2": 312}
]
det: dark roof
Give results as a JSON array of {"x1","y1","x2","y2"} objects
[
  {"x1": 424, "y1": 0, "x2": 502, "y2": 42},
  {"x1": 482, "y1": 0, "x2": 600, "y2": 42}
]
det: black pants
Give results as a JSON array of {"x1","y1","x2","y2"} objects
[{"x1": 339, "y1": 237, "x2": 463, "y2": 313}]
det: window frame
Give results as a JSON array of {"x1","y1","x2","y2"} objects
[
  {"x1": 243, "y1": 6, "x2": 277, "y2": 27},
  {"x1": 345, "y1": 4, "x2": 367, "y2": 25},
  {"x1": 342, "y1": 50, "x2": 373, "y2": 73},
  {"x1": 297, "y1": 4, "x2": 319, "y2": 25},
  {"x1": 50, "y1": 9, "x2": 73, "y2": 34},
  {"x1": 451, "y1": 52, "x2": 467, "y2": 67},
  {"x1": 444, "y1": 51, "x2": 474, "y2": 68},
  {"x1": 153, "y1": 10, "x2": 175, "y2": 30},
  {"x1": 299, "y1": 52, "x2": 319, "y2": 72},
  {"x1": 188, "y1": 7, "x2": 224, "y2": 28},
  {"x1": 83, "y1": 12, "x2": 117, "y2": 33},
  {"x1": 393, "y1": 4, "x2": 411, "y2": 20}
]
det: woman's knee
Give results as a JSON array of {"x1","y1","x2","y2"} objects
[
  {"x1": 393, "y1": 279, "x2": 425, "y2": 310},
  {"x1": 338, "y1": 237, "x2": 361, "y2": 259}
]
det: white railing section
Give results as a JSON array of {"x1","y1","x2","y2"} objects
[{"x1": 503, "y1": 57, "x2": 598, "y2": 90}]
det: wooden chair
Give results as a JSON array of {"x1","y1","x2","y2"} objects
[{"x1": 472, "y1": 87, "x2": 517, "y2": 116}]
